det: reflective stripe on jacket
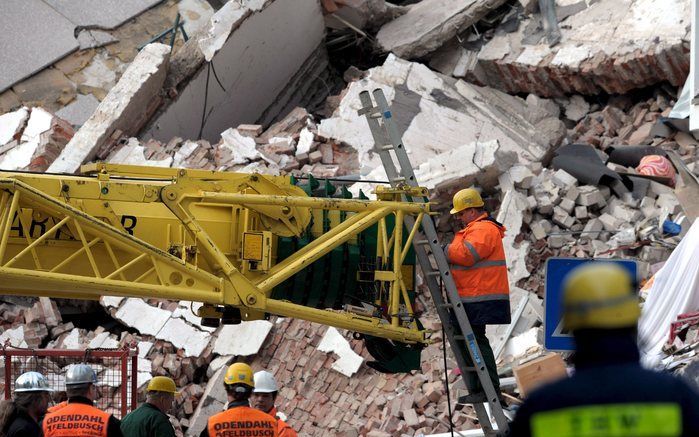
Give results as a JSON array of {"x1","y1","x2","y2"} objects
[
  {"x1": 207, "y1": 406, "x2": 278, "y2": 437},
  {"x1": 43, "y1": 402, "x2": 110, "y2": 437},
  {"x1": 445, "y1": 213, "x2": 510, "y2": 324}
]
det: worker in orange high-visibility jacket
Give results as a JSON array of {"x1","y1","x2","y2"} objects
[
  {"x1": 43, "y1": 364, "x2": 123, "y2": 437},
  {"x1": 251, "y1": 371, "x2": 298, "y2": 437},
  {"x1": 444, "y1": 188, "x2": 510, "y2": 406},
  {"x1": 200, "y1": 363, "x2": 278, "y2": 437}
]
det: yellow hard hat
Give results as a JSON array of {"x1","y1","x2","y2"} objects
[
  {"x1": 147, "y1": 376, "x2": 178, "y2": 395},
  {"x1": 562, "y1": 263, "x2": 640, "y2": 331},
  {"x1": 450, "y1": 188, "x2": 484, "y2": 214},
  {"x1": 224, "y1": 363, "x2": 254, "y2": 387}
]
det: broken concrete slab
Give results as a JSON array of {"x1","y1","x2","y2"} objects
[
  {"x1": 376, "y1": 0, "x2": 508, "y2": 59},
  {"x1": 320, "y1": 55, "x2": 563, "y2": 181},
  {"x1": 48, "y1": 43, "x2": 171, "y2": 173},
  {"x1": 0, "y1": 0, "x2": 79, "y2": 93},
  {"x1": 475, "y1": 0, "x2": 690, "y2": 97},
  {"x1": 415, "y1": 140, "x2": 517, "y2": 193},
  {"x1": 144, "y1": 0, "x2": 325, "y2": 144},
  {"x1": 497, "y1": 190, "x2": 531, "y2": 284},
  {"x1": 55, "y1": 94, "x2": 101, "y2": 127},
  {"x1": 317, "y1": 327, "x2": 364, "y2": 377},
  {"x1": 44, "y1": 0, "x2": 164, "y2": 30},
  {"x1": 212, "y1": 320, "x2": 273, "y2": 356},
  {"x1": 157, "y1": 318, "x2": 210, "y2": 357},
  {"x1": 114, "y1": 298, "x2": 171, "y2": 337}
]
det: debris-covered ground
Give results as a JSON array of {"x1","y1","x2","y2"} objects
[{"x1": 1, "y1": 0, "x2": 698, "y2": 435}]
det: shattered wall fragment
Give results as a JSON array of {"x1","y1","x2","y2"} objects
[
  {"x1": 144, "y1": 0, "x2": 327, "y2": 143},
  {"x1": 48, "y1": 43, "x2": 171, "y2": 173},
  {"x1": 472, "y1": 0, "x2": 690, "y2": 96}
]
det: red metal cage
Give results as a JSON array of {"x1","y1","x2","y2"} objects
[{"x1": 1, "y1": 345, "x2": 138, "y2": 418}]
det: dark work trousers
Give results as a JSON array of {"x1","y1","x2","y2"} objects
[{"x1": 464, "y1": 324, "x2": 500, "y2": 394}]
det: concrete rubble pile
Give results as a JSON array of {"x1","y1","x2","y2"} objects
[{"x1": 1, "y1": 0, "x2": 698, "y2": 435}]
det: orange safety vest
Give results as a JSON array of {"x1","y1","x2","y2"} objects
[
  {"x1": 43, "y1": 402, "x2": 110, "y2": 437},
  {"x1": 207, "y1": 405, "x2": 278, "y2": 437},
  {"x1": 46, "y1": 401, "x2": 68, "y2": 414},
  {"x1": 446, "y1": 213, "x2": 510, "y2": 303},
  {"x1": 269, "y1": 407, "x2": 298, "y2": 437}
]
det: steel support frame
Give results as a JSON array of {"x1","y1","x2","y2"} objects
[{"x1": 0, "y1": 178, "x2": 428, "y2": 344}]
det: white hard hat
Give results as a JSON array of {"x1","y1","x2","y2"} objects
[
  {"x1": 15, "y1": 372, "x2": 53, "y2": 393},
  {"x1": 252, "y1": 371, "x2": 278, "y2": 393},
  {"x1": 65, "y1": 364, "x2": 97, "y2": 386}
]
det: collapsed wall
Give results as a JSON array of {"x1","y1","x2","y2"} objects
[
  {"x1": 433, "y1": 0, "x2": 690, "y2": 97},
  {"x1": 142, "y1": 0, "x2": 328, "y2": 143}
]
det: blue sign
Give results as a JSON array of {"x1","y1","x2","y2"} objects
[{"x1": 544, "y1": 258, "x2": 637, "y2": 351}]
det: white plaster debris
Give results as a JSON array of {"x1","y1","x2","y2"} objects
[
  {"x1": 88, "y1": 332, "x2": 119, "y2": 349},
  {"x1": 157, "y1": 317, "x2": 210, "y2": 357},
  {"x1": 219, "y1": 128, "x2": 261, "y2": 164},
  {"x1": 500, "y1": 327, "x2": 541, "y2": 363},
  {"x1": 317, "y1": 327, "x2": 364, "y2": 377},
  {"x1": 172, "y1": 140, "x2": 200, "y2": 168},
  {"x1": 108, "y1": 138, "x2": 173, "y2": 167},
  {"x1": 497, "y1": 190, "x2": 531, "y2": 284},
  {"x1": 319, "y1": 55, "x2": 557, "y2": 179},
  {"x1": 296, "y1": 127, "x2": 314, "y2": 156},
  {"x1": 78, "y1": 52, "x2": 120, "y2": 91},
  {"x1": 61, "y1": 328, "x2": 84, "y2": 349},
  {"x1": 414, "y1": 140, "x2": 517, "y2": 193},
  {"x1": 198, "y1": 1, "x2": 250, "y2": 62},
  {"x1": 0, "y1": 326, "x2": 28, "y2": 348},
  {"x1": 114, "y1": 298, "x2": 171, "y2": 336},
  {"x1": 212, "y1": 320, "x2": 273, "y2": 356},
  {"x1": 99, "y1": 296, "x2": 125, "y2": 309},
  {"x1": 0, "y1": 108, "x2": 53, "y2": 170},
  {"x1": 48, "y1": 43, "x2": 171, "y2": 174},
  {"x1": 0, "y1": 107, "x2": 29, "y2": 146}
]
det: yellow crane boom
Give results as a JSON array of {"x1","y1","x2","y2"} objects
[{"x1": 0, "y1": 164, "x2": 430, "y2": 353}]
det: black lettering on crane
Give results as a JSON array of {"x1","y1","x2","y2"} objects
[
  {"x1": 30, "y1": 218, "x2": 47, "y2": 238},
  {"x1": 10, "y1": 212, "x2": 23, "y2": 237},
  {"x1": 121, "y1": 215, "x2": 137, "y2": 235}
]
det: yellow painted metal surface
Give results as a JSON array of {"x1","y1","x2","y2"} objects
[{"x1": 0, "y1": 165, "x2": 431, "y2": 343}]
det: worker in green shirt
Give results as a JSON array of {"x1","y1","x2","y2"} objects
[{"x1": 121, "y1": 376, "x2": 177, "y2": 437}]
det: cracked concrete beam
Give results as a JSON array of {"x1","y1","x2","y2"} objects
[{"x1": 48, "y1": 43, "x2": 171, "y2": 173}]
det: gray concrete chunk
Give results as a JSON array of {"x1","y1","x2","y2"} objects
[
  {"x1": 44, "y1": 0, "x2": 164, "y2": 30},
  {"x1": 376, "y1": 0, "x2": 508, "y2": 59},
  {"x1": 0, "y1": 0, "x2": 79, "y2": 92}
]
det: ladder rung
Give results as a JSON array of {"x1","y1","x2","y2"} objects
[
  {"x1": 381, "y1": 145, "x2": 394, "y2": 151},
  {"x1": 426, "y1": 271, "x2": 441, "y2": 277},
  {"x1": 415, "y1": 240, "x2": 430, "y2": 245},
  {"x1": 437, "y1": 303, "x2": 453, "y2": 309},
  {"x1": 391, "y1": 176, "x2": 406, "y2": 183}
]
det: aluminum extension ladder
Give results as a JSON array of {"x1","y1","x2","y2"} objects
[{"x1": 358, "y1": 89, "x2": 509, "y2": 436}]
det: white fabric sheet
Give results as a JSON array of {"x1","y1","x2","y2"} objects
[{"x1": 639, "y1": 220, "x2": 699, "y2": 367}]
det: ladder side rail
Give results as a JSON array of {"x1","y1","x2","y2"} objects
[{"x1": 360, "y1": 89, "x2": 509, "y2": 433}]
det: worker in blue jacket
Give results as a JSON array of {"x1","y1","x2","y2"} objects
[{"x1": 509, "y1": 262, "x2": 699, "y2": 437}]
